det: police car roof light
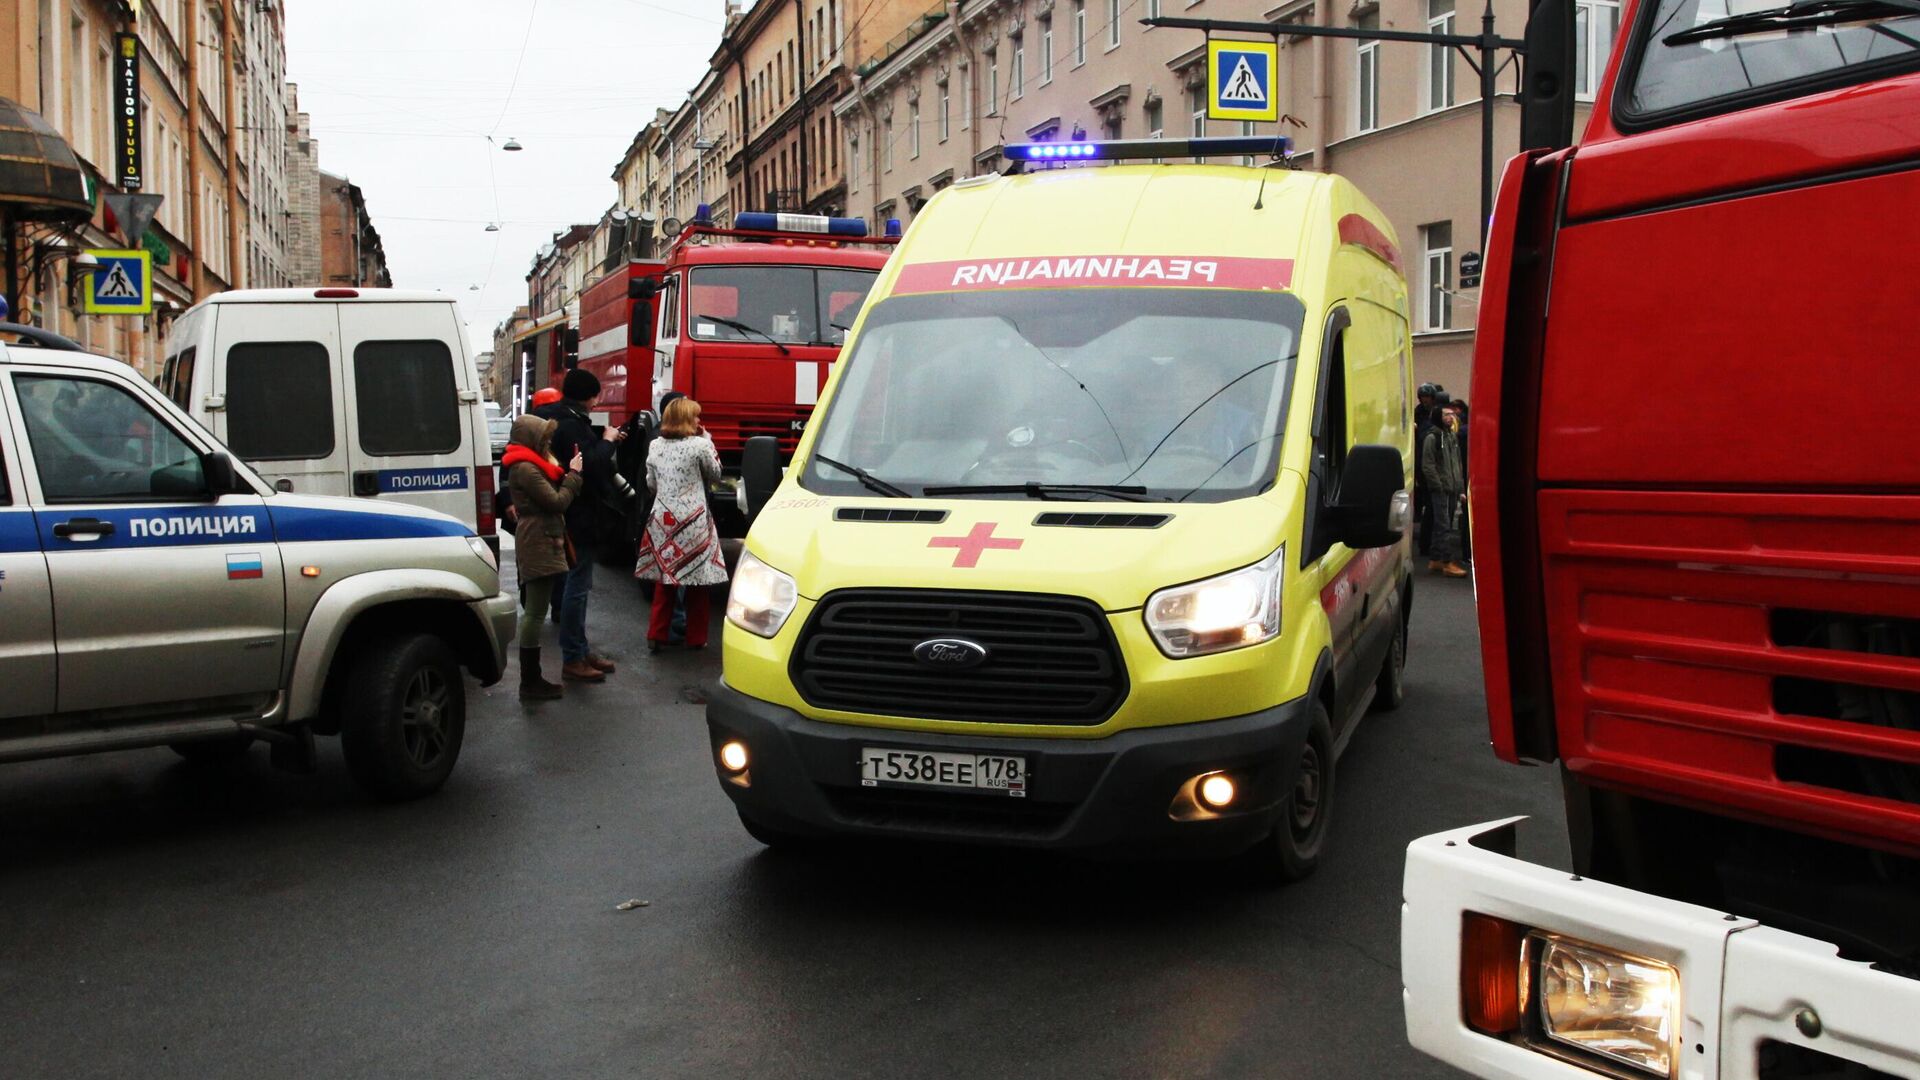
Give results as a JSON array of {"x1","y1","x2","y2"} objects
[
  {"x1": 1005, "y1": 135, "x2": 1292, "y2": 165},
  {"x1": 734, "y1": 211, "x2": 869, "y2": 238}
]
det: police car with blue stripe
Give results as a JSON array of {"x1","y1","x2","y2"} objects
[{"x1": 0, "y1": 322, "x2": 516, "y2": 799}]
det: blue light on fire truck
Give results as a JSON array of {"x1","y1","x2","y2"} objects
[
  {"x1": 692, "y1": 203, "x2": 714, "y2": 225},
  {"x1": 884, "y1": 219, "x2": 903, "y2": 237},
  {"x1": 734, "y1": 212, "x2": 869, "y2": 237}
]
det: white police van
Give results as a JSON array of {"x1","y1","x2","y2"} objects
[{"x1": 163, "y1": 289, "x2": 497, "y2": 548}]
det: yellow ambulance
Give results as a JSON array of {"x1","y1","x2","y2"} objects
[{"x1": 711, "y1": 136, "x2": 1416, "y2": 879}]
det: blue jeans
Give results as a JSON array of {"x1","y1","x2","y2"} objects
[{"x1": 559, "y1": 542, "x2": 596, "y2": 662}]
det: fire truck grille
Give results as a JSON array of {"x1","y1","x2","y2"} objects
[{"x1": 790, "y1": 589, "x2": 1127, "y2": 724}]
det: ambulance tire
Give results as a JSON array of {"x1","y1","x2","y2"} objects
[
  {"x1": 1244, "y1": 703, "x2": 1335, "y2": 885},
  {"x1": 169, "y1": 734, "x2": 255, "y2": 766},
  {"x1": 1372, "y1": 603, "x2": 1409, "y2": 712},
  {"x1": 339, "y1": 633, "x2": 467, "y2": 801}
]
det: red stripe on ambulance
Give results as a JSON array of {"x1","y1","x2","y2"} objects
[{"x1": 891, "y1": 255, "x2": 1293, "y2": 295}]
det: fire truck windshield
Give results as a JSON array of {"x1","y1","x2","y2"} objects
[
  {"x1": 686, "y1": 266, "x2": 878, "y2": 347},
  {"x1": 802, "y1": 288, "x2": 1305, "y2": 504}
]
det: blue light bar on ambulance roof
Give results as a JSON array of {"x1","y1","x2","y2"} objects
[
  {"x1": 1004, "y1": 135, "x2": 1293, "y2": 164},
  {"x1": 733, "y1": 212, "x2": 869, "y2": 237}
]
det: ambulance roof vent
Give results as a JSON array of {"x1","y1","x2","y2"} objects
[
  {"x1": 1033, "y1": 512, "x2": 1171, "y2": 529},
  {"x1": 835, "y1": 507, "x2": 949, "y2": 524}
]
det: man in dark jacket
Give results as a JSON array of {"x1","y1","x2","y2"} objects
[
  {"x1": 1413, "y1": 384, "x2": 1444, "y2": 557},
  {"x1": 535, "y1": 369, "x2": 630, "y2": 682},
  {"x1": 1421, "y1": 402, "x2": 1468, "y2": 578}
]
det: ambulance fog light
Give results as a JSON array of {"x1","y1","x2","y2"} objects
[
  {"x1": 1144, "y1": 546, "x2": 1285, "y2": 657},
  {"x1": 1197, "y1": 773, "x2": 1236, "y2": 810},
  {"x1": 1531, "y1": 933, "x2": 1678, "y2": 1077},
  {"x1": 718, "y1": 741, "x2": 750, "y2": 773},
  {"x1": 726, "y1": 550, "x2": 799, "y2": 638}
]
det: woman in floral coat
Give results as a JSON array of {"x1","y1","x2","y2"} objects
[{"x1": 634, "y1": 396, "x2": 729, "y2": 650}]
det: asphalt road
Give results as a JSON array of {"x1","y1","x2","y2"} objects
[{"x1": 0, "y1": 566, "x2": 1567, "y2": 1080}]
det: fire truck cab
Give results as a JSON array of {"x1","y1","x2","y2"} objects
[{"x1": 582, "y1": 209, "x2": 895, "y2": 544}]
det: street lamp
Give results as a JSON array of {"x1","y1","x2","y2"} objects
[
  {"x1": 485, "y1": 222, "x2": 501, "y2": 232},
  {"x1": 502, "y1": 137, "x2": 523, "y2": 151}
]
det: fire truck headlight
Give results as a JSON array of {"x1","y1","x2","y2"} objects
[
  {"x1": 1144, "y1": 546, "x2": 1284, "y2": 658},
  {"x1": 1533, "y1": 933, "x2": 1679, "y2": 1078},
  {"x1": 727, "y1": 550, "x2": 799, "y2": 638}
]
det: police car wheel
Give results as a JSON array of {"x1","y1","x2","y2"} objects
[
  {"x1": 169, "y1": 734, "x2": 254, "y2": 766},
  {"x1": 1372, "y1": 608, "x2": 1409, "y2": 712},
  {"x1": 340, "y1": 633, "x2": 467, "y2": 801},
  {"x1": 1244, "y1": 703, "x2": 1335, "y2": 885}
]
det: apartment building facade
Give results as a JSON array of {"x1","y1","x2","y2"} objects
[{"x1": 835, "y1": 0, "x2": 1615, "y2": 389}]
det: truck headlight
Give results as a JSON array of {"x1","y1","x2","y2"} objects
[
  {"x1": 1532, "y1": 933, "x2": 1679, "y2": 1077},
  {"x1": 727, "y1": 550, "x2": 799, "y2": 638},
  {"x1": 1143, "y1": 546, "x2": 1284, "y2": 658}
]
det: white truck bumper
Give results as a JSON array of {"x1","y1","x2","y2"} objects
[{"x1": 1402, "y1": 817, "x2": 1920, "y2": 1080}]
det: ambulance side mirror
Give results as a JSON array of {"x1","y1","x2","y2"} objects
[
  {"x1": 1327, "y1": 444, "x2": 1407, "y2": 550},
  {"x1": 741, "y1": 436, "x2": 782, "y2": 523}
]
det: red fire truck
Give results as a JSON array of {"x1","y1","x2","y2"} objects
[
  {"x1": 1402, "y1": 0, "x2": 1920, "y2": 1077},
  {"x1": 570, "y1": 209, "x2": 897, "y2": 547}
]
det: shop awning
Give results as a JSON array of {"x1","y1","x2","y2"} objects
[{"x1": 0, "y1": 96, "x2": 92, "y2": 224}]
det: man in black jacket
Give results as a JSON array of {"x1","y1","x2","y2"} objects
[{"x1": 535, "y1": 369, "x2": 630, "y2": 682}]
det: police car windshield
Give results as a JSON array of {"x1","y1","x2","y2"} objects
[{"x1": 803, "y1": 288, "x2": 1304, "y2": 503}]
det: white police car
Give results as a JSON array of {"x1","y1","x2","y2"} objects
[{"x1": 0, "y1": 322, "x2": 516, "y2": 798}]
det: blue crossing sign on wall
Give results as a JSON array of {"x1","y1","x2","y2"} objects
[
  {"x1": 82, "y1": 249, "x2": 152, "y2": 315},
  {"x1": 1208, "y1": 41, "x2": 1279, "y2": 123}
]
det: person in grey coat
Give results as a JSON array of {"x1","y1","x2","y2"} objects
[
  {"x1": 504, "y1": 414, "x2": 584, "y2": 700},
  {"x1": 1420, "y1": 403, "x2": 1469, "y2": 578}
]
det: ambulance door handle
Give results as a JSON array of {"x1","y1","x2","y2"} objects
[{"x1": 53, "y1": 517, "x2": 115, "y2": 540}]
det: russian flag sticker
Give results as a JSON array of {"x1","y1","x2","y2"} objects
[{"x1": 226, "y1": 553, "x2": 264, "y2": 580}]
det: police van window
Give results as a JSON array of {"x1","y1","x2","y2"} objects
[
  {"x1": 226, "y1": 342, "x2": 334, "y2": 460},
  {"x1": 804, "y1": 288, "x2": 1304, "y2": 503},
  {"x1": 1623, "y1": 0, "x2": 1920, "y2": 123},
  {"x1": 164, "y1": 347, "x2": 197, "y2": 410},
  {"x1": 15, "y1": 374, "x2": 207, "y2": 502},
  {"x1": 352, "y1": 340, "x2": 461, "y2": 456}
]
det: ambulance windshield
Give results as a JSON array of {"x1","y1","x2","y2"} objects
[{"x1": 803, "y1": 288, "x2": 1304, "y2": 503}]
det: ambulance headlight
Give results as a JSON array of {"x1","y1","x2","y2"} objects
[
  {"x1": 727, "y1": 550, "x2": 799, "y2": 638},
  {"x1": 1144, "y1": 546, "x2": 1284, "y2": 658}
]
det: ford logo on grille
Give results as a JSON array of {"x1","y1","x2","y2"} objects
[{"x1": 912, "y1": 638, "x2": 989, "y2": 669}]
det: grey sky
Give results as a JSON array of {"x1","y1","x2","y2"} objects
[{"x1": 284, "y1": 0, "x2": 724, "y2": 354}]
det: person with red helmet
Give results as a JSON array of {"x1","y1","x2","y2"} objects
[{"x1": 531, "y1": 387, "x2": 563, "y2": 408}]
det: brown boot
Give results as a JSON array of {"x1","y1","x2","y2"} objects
[
  {"x1": 587, "y1": 652, "x2": 617, "y2": 673},
  {"x1": 562, "y1": 659, "x2": 607, "y2": 682},
  {"x1": 518, "y1": 648, "x2": 562, "y2": 701},
  {"x1": 1427, "y1": 560, "x2": 1446, "y2": 574},
  {"x1": 1443, "y1": 562, "x2": 1470, "y2": 578}
]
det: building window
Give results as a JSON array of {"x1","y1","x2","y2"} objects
[
  {"x1": 1013, "y1": 35, "x2": 1027, "y2": 98},
  {"x1": 1188, "y1": 84, "x2": 1205, "y2": 140},
  {"x1": 910, "y1": 99, "x2": 921, "y2": 158},
  {"x1": 883, "y1": 115, "x2": 893, "y2": 171},
  {"x1": 988, "y1": 53, "x2": 1000, "y2": 114},
  {"x1": 1427, "y1": 0, "x2": 1456, "y2": 111},
  {"x1": 1073, "y1": 1, "x2": 1087, "y2": 65},
  {"x1": 1039, "y1": 18, "x2": 1053, "y2": 84},
  {"x1": 1103, "y1": 113, "x2": 1122, "y2": 139},
  {"x1": 1575, "y1": 0, "x2": 1621, "y2": 100},
  {"x1": 849, "y1": 132, "x2": 859, "y2": 192},
  {"x1": 1108, "y1": 0, "x2": 1121, "y2": 48},
  {"x1": 1147, "y1": 0, "x2": 1161, "y2": 17},
  {"x1": 1356, "y1": 12, "x2": 1381, "y2": 133},
  {"x1": 938, "y1": 81, "x2": 950, "y2": 141},
  {"x1": 1144, "y1": 99, "x2": 1163, "y2": 139},
  {"x1": 1422, "y1": 221, "x2": 1454, "y2": 331}
]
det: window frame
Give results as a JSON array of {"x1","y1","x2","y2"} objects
[
  {"x1": 13, "y1": 371, "x2": 213, "y2": 505},
  {"x1": 1039, "y1": 19, "x2": 1053, "y2": 85},
  {"x1": 222, "y1": 341, "x2": 337, "y2": 462},
  {"x1": 1356, "y1": 26, "x2": 1381, "y2": 133},
  {"x1": 1422, "y1": 222, "x2": 1455, "y2": 332},
  {"x1": 1427, "y1": 0, "x2": 1457, "y2": 112},
  {"x1": 1574, "y1": 0, "x2": 1620, "y2": 103},
  {"x1": 350, "y1": 340, "x2": 463, "y2": 458},
  {"x1": 1073, "y1": 0, "x2": 1087, "y2": 65},
  {"x1": 1108, "y1": 0, "x2": 1121, "y2": 48}
]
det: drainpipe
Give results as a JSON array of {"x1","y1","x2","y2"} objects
[
  {"x1": 1311, "y1": 0, "x2": 1331, "y2": 173},
  {"x1": 950, "y1": 0, "x2": 979, "y2": 167},
  {"x1": 793, "y1": 0, "x2": 810, "y2": 210},
  {"x1": 185, "y1": 2, "x2": 204, "y2": 297},
  {"x1": 221, "y1": 0, "x2": 242, "y2": 286},
  {"x1": 723, "y1": 39, "x2": 752, "y2": 214}
]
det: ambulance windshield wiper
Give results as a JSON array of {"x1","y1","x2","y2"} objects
[
  {"x1": 699, "y1": 313, "x2": 791, "y2": 356},
  {"x1": 1664, "y1": 0, "x2": 1920, "y2": 45},
  {"x1": 920, "y1": 482, "x2": 1151, "y2": 502},
  {"x1": 813, "y1": 453, "x2": 912, "y2": 498}
]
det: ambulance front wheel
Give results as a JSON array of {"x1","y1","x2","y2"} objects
[{"x1": 1244, "y1": 702, "x2": 1334, "y2": 884}]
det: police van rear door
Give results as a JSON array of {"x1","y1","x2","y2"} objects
[
  {"x1": 208, "y1": 300, "x2": 348, "y2": 498},
  {"x1": 337, "y1": 301, "x2": 478, "y2": 528}
]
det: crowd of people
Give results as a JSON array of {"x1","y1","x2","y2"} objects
[
  {"x1": 499, "y1": 370, "x2": 730, "y2": 702},
  {"x1": 1414, "y1": 382, "x2": 1471, "y2": 579}
]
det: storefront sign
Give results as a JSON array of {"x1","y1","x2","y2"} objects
[{"x1": 114, "y1": 33, "x2": 142, "y2": 191}]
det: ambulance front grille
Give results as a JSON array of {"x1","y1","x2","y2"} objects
[{"x1": 790, "y1": 589, "x2": 1127, "y2": 724}]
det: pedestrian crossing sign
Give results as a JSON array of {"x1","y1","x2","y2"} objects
[
  {"x1": 82, "y1": 249, "x2": 152, "y2": 315},
  {"x1": 1208, "y1": 41, "x2": 1279, "y2": 122}
]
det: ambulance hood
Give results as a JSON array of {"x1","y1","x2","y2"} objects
[{"x1": 748, "y1": 476, "x2": 1301, "y2": 613}]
